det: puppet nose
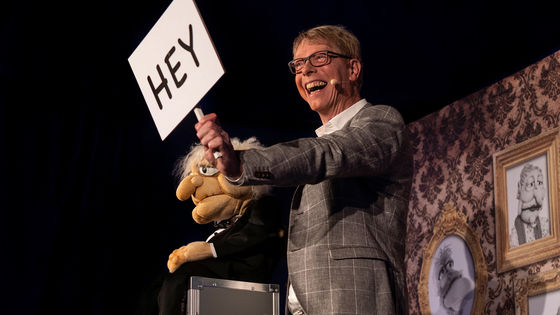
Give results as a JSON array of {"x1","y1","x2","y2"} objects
[
  {"x1": 176, "y1": 175, "x2": 203, "y2": 201},
  {"x1": 190, "y1": 176, "x2": 203, "y2": 187}
]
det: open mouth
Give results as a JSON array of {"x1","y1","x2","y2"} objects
[
  {"x1": 306, "y1": 80, "x2": 327, "y2": 93},
  {"x1": 522, "y1": 204, "x2": 542, "y2": 212}
]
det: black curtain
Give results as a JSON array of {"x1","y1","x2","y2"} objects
[
  {"x1": 3, "y1": 0, "x2": 560, "y2": 314},
  {"x1": 1, "y1": 2, "x2": 299, "y2": 314}
]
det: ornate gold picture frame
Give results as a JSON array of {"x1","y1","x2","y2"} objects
[
  {"x1": 493, "y1": 127, "x2": 560, "y2": 273},
  {"x1": 514, "y1": 269, "x2": 560, "y2": 315},
  {"x1": 418, "y1": 204, "x2": 488, "y2": 315}
]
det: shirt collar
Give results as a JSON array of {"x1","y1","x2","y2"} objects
[{"x1": 315, "y1": 99, "x2": 367, "y2": 137}]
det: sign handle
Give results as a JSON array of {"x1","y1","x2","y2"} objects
[{"x1": 194, "y1": 107, "x2": 204, "y2": 121}]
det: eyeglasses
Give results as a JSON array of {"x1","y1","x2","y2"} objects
[{"x1": 288, "y1": 50, "x2": 352, "y2": 74}]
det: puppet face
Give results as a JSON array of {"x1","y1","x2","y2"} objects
[
  {"x1": 518, "y1": 167, "x2": 546, "y2": 225},
  {"x1": 436, "y1": 251, "x2": 473, "y2": 314},
  {"x1": 176, "y1": 160, "x2": 253, "y2": 224},
  {"x1": 438, "y1": 256, "x2": 461, "y2": 312}
]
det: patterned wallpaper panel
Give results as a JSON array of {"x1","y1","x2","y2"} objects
[{"x1": 406, "y1": 50, "x2": 560, "y2": 314}]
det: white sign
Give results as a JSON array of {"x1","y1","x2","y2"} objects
[{"x1": 128, "y1": 0, "x2": 224, "y2": 140}]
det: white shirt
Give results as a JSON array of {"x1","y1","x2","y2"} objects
[
  {"x1": 288, "y1": 98, "x2": 367, "y2": 314},
  {"x1": 315, "y1": 99, "x2": 367, "y2": 137},
  {"x1": 206, "y1": 228, "x2": 226, "y2": 258}
]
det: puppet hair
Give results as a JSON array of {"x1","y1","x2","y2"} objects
[
  {"x1": 434, "y1": 245, "x2": 454, "y2": 295},
  {"x1": 174, "y1": 137, "x2": 271, "y2": 198}
]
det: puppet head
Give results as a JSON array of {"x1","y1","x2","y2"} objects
[
  {"x1": 435, "y1": 245, "x2": 474, "y2": 314},
  {"x1": 174, "y1": 137, "x2": 270, "y2": 224},
  {"x1": 516, "y1": 163, "x2": 546, "y2": 225}
]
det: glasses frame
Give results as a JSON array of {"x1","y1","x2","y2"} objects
[{"x1": 288, "y1": 50, "x2": 352, "y2": 74}]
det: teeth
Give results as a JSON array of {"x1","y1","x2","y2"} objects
[{"x1": 306, "y1": 81, "x2": 327, "y2": 92}]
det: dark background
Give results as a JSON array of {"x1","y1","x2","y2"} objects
[{"x1": 1, "y1": 0, "x2": 559, "y2": 314}]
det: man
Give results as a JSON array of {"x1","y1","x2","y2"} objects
[
  {"x1": 195, "y1": 25, "x2": 413, "y2": 315},
  {"x1": 510, "y1": 163, "x2": 550, "y2": 247},
  {"x1": 433, "y1": 246, "x2": 474, "y2": 315}
]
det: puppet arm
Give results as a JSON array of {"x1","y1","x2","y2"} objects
[{"x1": 167, "y1": 241, "x2": 213, "y2": 273}]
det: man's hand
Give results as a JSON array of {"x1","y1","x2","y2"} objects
[
  {"x1": 195, "y1": 113, "x2": 242, "y2": 179},
  {"x1": 167, "y1": 241, "x2": 213, "y2": 273}
]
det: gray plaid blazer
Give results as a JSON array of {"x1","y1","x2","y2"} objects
[{"x1": 237, "y1": 103, "x2": 412, "y2": 315}]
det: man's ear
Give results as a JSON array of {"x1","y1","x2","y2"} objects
[{"x1": 348, "y1": 59, "x2": 362, "y2": 82}]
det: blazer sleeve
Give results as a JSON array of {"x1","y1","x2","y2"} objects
[{"x1": 237, "y1": 104, "x2": 410, "y2": 187}]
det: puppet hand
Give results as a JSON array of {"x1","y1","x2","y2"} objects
[{"x1": 167, "y1": 241, "x2": 213, "y2": 273}]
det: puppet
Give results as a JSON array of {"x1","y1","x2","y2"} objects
[{"x1": 156, "y1": 137, "x2": 285, "y2": 315}]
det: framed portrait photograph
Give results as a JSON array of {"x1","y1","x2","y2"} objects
[
  {"x1": 494, "y1": 127, "x2": 560, "y2": 273},
  {"x1": 515, "y1": 269, "x2": 560, "y2": 315},
  {"x1": 418, "y1": 204, "x2": 488, "y2": 315}
]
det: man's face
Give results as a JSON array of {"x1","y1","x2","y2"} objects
[
  {"x1": 519, "y1": 168, "x2": 546, "y2": 224},
  {"x1": 293, "y1": 40, "x2": 351, "y2": 115}
]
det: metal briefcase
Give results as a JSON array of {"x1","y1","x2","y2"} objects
[{"x1": 187, "y1": 276, "x2": 280, "y2": 315}]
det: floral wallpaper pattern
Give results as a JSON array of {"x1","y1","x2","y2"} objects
[{"x1": 406, "y1": 50, "x2": 560, "y2": 314}]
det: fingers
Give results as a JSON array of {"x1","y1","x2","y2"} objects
[
  {"x1": 194, "y1": 113, "x2": 220, "y2": 142},
  {"x1": 193, "y1": 113, "x2": 241, "y2": 178},
  {"x1": 168, "y1": 264, "x2": 176, "y2": 273},
  {"x1": 167, "y1": 254, "x2": 179, "y2": 273},
  {"x1": 195, "y1": 112, "x2": 219, "y2": 126},
  {"x1": 195, "y1": 114, "x2": 227, "y2": 155},
  {"x1": 167, "y1": 247, "x2": 186, "y2": 273}
]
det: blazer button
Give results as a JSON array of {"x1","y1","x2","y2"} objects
[{"x1": 255, "y1": 171, "x2": 272, "y2": 179}]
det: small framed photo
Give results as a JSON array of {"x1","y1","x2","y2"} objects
[
  {"x1": 514, "y1": 269, "x2": 560, "y2": 315},
  {"x1": 418, "y1": 204, "x2": 488, "y2": 315},
  {"x1": 493, "y1": 127, "x2": 560, "y2": 273}
]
